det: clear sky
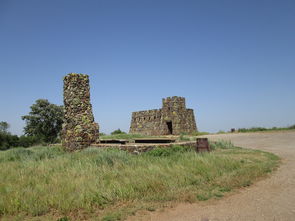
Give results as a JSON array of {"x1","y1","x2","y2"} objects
[{"x1": 0, "y1": 0, "x2": 294, "y2": 135}]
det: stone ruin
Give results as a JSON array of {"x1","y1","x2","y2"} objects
[
  {"x1": 61, "y1": 74, "x2": 198, "y2": 150},
  {"x1": 129, "y1": 96, "x2": 197, "y2": 136},
  {"x1": 62, "y1": 73, "x2": 99, "y2": 151}
]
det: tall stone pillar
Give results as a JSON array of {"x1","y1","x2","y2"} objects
[{"x1": 62, "y1": 73, "x2": 99, "y2": 151}]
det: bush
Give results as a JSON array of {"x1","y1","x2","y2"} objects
[
  {"x1": 179, "y1": 133, "x2": 191, "y2": 141},
  {"x1": 7, "y1": 135, "x2": 19, "y2": 147},
  {"x1": 0, "y1": 132, "x2": 41, "y2": 150},
  {"x1": 18, "y1": 135, "x2": 40, "y2": 148},
  {"x1": 111, "y1": 129, "x2": 126, "y2": 135},
  {"x1": 0, "y1": 132, "x2": 20, "y2": 150},
  {"x1": 0, "y1": 133, "x2": 10, "y2": 150},
  {"x1": 238, "y1": 127, "x2": 267, "y2": 132}
]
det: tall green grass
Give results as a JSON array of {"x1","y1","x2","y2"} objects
[{"x1": 0, "y1": 143, "x2": 279, "y2": 220}]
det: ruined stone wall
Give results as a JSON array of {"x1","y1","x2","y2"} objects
[
  {"x1": 92, "y1": 141, "x2": 197, "y2": 154},
  {"x1": 129, "y1": 109, "x2": 163, "y2": 135},
  {"x1": 62, "y1": 73, "x2": 99, "y2": 151},
  {"x1": 185, "y1": 109, "x2": 197, "y2": 132},
  {"x1": 129, "y1": 96, "x2": 197, "y2": 136}
]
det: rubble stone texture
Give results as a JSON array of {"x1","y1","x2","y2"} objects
[
  {"x1": 62, "y1": 73, "x2": 99, "y2": 151},
  {"x1": 129, "y1": 96, "x2": 197, "y2": 135}
]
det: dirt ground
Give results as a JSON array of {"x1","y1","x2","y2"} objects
[{"x1": 127, "y1": 131, "x2": 295, "y2": 221}]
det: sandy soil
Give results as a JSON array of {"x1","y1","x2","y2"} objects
[{"x1": 127, "y1": 131, "x2": 295, "y2": 221}]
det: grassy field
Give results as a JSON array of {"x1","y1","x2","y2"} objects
[{"x1": 0, "y1": 142, "x2": 279, "y2": 221}]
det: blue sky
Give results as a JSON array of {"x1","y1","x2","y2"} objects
[{"x1": 0, "y1": 0, "x2": 294, "y2": 135}]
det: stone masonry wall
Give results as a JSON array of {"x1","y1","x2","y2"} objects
[
  {"x1": 130, "y1": 109, "x2": 162, "y2": 135},
  {"x1": 62, "y1": 73, "x2": 99, "y2": 151},
  {"x1": 129, "y1": 96, "x2": 197, "y2": 135},
  {"x1": 92, "y1": 141, "x2": 197, "y2": 154}
]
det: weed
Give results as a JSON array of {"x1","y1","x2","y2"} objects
[
  {"x1": 102, "y1": 212, "x2": 121, "y2": 221},
  {"x1": 196, "y1": 193, "x2": 211, "y2": 201},
  {"x1": 191, "y1": 131, "x2": 210, "y2": 136},
  {"x1": 209, "y1": 140, "x2": 237, "y2": 150},
  {"x1": 179, "y1": 134, "x2": 191, "y2": 141}
]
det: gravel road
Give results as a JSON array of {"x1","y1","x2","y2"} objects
[{"x1": 127, "y1": 131, "x2": 295, "y2": 221}]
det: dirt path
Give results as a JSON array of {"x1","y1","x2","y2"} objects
[{"x1": 127, "y1": 131, "x2": 295, "y2": 221}]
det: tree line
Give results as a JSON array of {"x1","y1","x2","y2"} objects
[
  {"x1": 0, "y1": 99, "x2": 63, "y2": 150},
  {"x1": 0, "y1": 99, "x2": 127, "y2": 150}
]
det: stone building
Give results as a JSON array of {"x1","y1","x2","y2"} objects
[
  {"x1": 129, "y1": 96, "x2": 197, "y2": 135},
  {"x1": 62, "y1": 73, "x2": 99, "y2": 151}
]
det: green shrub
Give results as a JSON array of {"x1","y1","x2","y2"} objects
[
  {"x1": 18, "y1": 135, "x2": 40, "y2": 147},
  {"x1": 238, "y1": 127, "x2": 267, "y2": 132},
  {"x1": 179, "y1": 134, "x2": 191, "y2": 141},
  {"x1": 102, "y1": 213, "x2": 121, "y2": 221},
  {"x1": 111, "y1": 129, "x2": 126, "y2": 135},
  {"x1": 0, "y1": 132, "x2": 20, "y2": 150},
  {"x1": 0, "y1": 132, "x2": 41, "y2": 150}
]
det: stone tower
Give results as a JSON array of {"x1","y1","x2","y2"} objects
[
  {"x1": 161, "y1": 96, "x2": 196, "y2": 135},
  {"x1": 62, "y1": 73, "x2": 99, "y2": 151},
  {"x1": 129, "y1": 96, "x2": 197, "y2": 135}
]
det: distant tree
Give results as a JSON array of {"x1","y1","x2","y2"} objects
[
  {"x1": 0, "y1": 122, "x2": 20, "y2": 150},
  {"x1": 0, "y1": 121, "x2": 9, "y2": 133},
  {"x1": 0, "y1": 122, "x2": 10, "y2": 150},
  {"x1": 111, "y1": 129, "x2": 126, "y2": 135},
  {"x1": 22, "y1": 99, "x2": 63, "y2": 143}
]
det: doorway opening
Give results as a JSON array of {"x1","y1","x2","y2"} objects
[{"x1": 166, "y1": 121, "x2": 173, "y2": 135}]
